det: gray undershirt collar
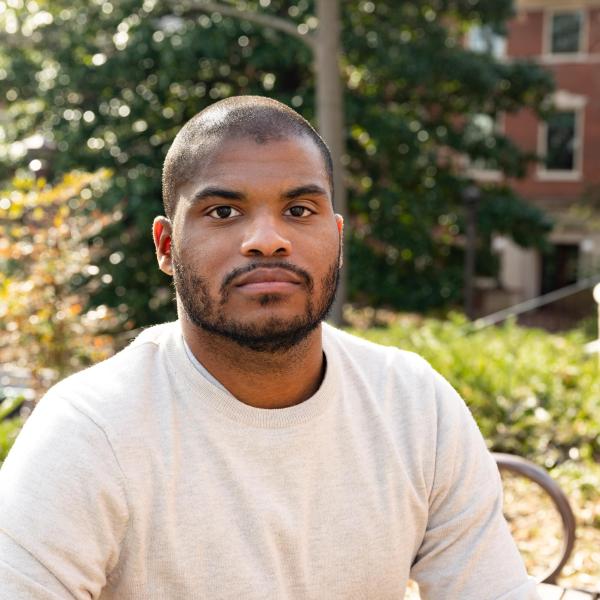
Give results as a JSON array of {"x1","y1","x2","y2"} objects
[{"x1": 182, "y1": 336, "x2": 229, "y2": 394}]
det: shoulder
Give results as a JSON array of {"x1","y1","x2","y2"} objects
[
  {"x1": 323, "y1": 325, "x2": 484, "y2": 498},
  {"x1": 323, "y1": 323, "x2": 471, "y2": 425},
  {"x1": 44, "y1": 321, "x2": 179, "y2": 428},
  {"x1": 53, "y1": 321, "x2": 175, "y2": 387},
  {"x1": 323, "y1": 322, "x2": 433, "y2": 385}
]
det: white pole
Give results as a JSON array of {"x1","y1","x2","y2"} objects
[{"x1": 593, "y1": 284, "x2": 600, "y2": 368}]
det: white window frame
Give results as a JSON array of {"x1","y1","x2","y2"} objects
[
  {"x1": 537, "y1": 91, "x2": 586, "y2": 181},
  {"x1": 543, "y1": 8, "x2": 588, "y2": 62}
]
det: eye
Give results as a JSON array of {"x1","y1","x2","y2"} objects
[
  {"x1": 207, "y1": 205, "x2": 242, "y2": 219},
  {"x1": 285, "y1": 205, "x2": 313, "y2": 218}
]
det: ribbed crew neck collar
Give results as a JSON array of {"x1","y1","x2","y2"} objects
[{"x1": 164, "y1": 321, "x2": 339, "y2": 428}]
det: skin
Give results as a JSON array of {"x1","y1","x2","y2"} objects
[{"x1": 152, "y1": 135, "x2": 343, "y2": 409}]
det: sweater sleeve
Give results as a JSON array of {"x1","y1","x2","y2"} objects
[
  {"x1": 0, "y1": 392, "x2": 130, "y2": 600},
  {"x1": 410, "y1": 369, "x2": 541, "y2": 600}
]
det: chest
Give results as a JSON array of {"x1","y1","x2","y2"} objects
[{"x1": 109, "y1": 411, "x2": 429, "y2": 599}]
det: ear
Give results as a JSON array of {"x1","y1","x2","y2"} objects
[
  {"x1": 335, "y1": 213, "x2": 344, "y2": 269},
  {"x1": 152, "y1": 216, "x2": 173, "y2": 276}
]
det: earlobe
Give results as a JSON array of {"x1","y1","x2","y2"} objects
[
  {"x1": 335, "y1": 214, "x2": 344, "y2": 269},
  {"x1": 152, "y1": 216, "x2": 174, "y2": 276}
]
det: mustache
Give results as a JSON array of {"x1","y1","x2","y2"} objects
[{"x1": 221, "y1": 261, "x2": 314, "y2": 294}]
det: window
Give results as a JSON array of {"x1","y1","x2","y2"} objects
[
  {"x1": 467, "y1": 25, "x2": 506, "y2": 59},
  {"x1": 550, "y1": 12, "x2": 583, "y2": 54},
  {"x1": 545, "y1": 111, "x2": 576, "y2": 171},
  {"x1": 537, "y1": 91, "x2": 586, "y2": 180}
]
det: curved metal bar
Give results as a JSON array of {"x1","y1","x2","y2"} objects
[{"x1": 493, "y1": 452, "x2": 577, "y2": 584}]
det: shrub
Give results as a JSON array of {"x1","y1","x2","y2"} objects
[
  {"x1": 0, "y1": 394, "x2": 25, "y2": 465},
  {"x1": 0, "y1": 171, "x2": 124, "y2": 464},
  {"x1": 0, "y1": 171, "x2": 123, "y2": 393}
]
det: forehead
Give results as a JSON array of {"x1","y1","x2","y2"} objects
[{"x1": 179, "y1": 135, "x2": 330, "y2": 199}]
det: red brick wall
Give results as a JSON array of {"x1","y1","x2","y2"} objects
[
  {"x1": 504, "y1": 6, "x2": 600, "y2": 203},
  {"x1": 588, "y1": 8, "x2": 600, "y2": 53},
  {"x1": 506, "y1": 10, "x2": 544, "y2": 57}
]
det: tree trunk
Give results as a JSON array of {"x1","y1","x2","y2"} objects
[{"x1": 315, "y1": 0, "x2": 347, "y2": 325}]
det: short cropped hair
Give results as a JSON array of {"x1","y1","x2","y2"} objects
[{"x1": 162, "y1": 96, "x2": 334, "y2": 219}]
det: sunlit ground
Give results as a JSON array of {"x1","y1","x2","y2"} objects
[
  {"x1": 557, "y1": 494, "x2": 600, "y2": 591},
  {"x1": 502, "y1": 469, "x2": 568, "y2": 581}
]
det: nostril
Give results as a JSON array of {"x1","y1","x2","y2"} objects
[{"x1": 240, "y1": 226, "x2": 292, "y2": 257}]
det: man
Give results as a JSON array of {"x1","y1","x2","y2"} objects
[{"x1": 0, "y1": 96, "x2": 538, "y2": 599}]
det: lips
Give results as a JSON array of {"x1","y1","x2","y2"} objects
[
  {"x1": 233, "y1": 267, "x2": 303, "y2": 294},
  {"x1": 234, "y1": 267, "x2": 303, "y2": 287}
]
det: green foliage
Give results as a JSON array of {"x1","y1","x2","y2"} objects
[
  {"x1": 347, "y1": 312, "x2": 600, "y2": 467},
  {"x1": 1, "y1": 0, "x2": 554, "y2": 323},
  {"x1": 0, "y1": 171, "x2": 124, "y2": 464},
  {"x1": 0, "y1": 393, "x2": 24, "y2": 465},
  {"x1": 0, "y1": 414, "x2": 23, "y2": 465},
  {"x1": 0, "y1": 394, "x2": 24, "y2": 421}
]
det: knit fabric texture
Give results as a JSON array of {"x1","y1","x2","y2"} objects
[{"x1": 0, "y1": 322, "x2": 539, "y2": 599}]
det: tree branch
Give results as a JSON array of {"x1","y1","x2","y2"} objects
[{"x1": 180, "y1": 0, "x2": 316, "y2": 50}]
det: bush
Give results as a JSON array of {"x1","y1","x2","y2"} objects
[
  {"x1": 0, "y1": 171, "x2": 123, "y2": 393},
  {"x1": 0, "y1": 416, "x2": 23, "y2": 465},
  {"x1": 346, "y1": 310, "x2": 600, "y2": 468},
  {"x1": 0, "y1": 394, "x2": 25, "y2": 466},
  {"x1": 0, "y1": 171, "x2": 123, "y2": 464}
]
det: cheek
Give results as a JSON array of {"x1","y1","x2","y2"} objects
[
  {"x1": 176, "y1": 227, "x2": 219, "y2": 267},
  {"x1": 304, "y1": 231, "x2": 340, "y2": 276},
  {"x1": 318, "y1": 223, "x2": 341, "y2": 256}
]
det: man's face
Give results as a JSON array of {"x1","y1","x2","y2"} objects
[{"x1": 157, "y1": 135, "x2": 343, "y2": 352}]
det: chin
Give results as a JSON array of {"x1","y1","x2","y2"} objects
[{"x1": 234, "y1": 293, "x2": 306, "y2": 313}]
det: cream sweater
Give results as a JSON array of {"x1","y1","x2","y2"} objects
[{"x1": 0, "y1": 322, "x2": 538, "y2": 599}]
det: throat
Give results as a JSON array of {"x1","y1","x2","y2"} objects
[{"x1": 182, "y1": 321, "x2": 326, "y2": 409}]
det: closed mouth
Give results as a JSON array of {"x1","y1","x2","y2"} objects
[{"x1": 234, "y1": 268, "x2": 303, "y2": 287}]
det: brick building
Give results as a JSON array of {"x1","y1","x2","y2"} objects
[{"x1": 470, "y1": 0, "x2": 600, "y2": 318}]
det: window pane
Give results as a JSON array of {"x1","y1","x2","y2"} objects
[
  {"x1": 551, "y1": 12, "x2": 582, "y2": 54},
  {"x1": 545, "y1": 112, "x2": 576, "y2": 171}
]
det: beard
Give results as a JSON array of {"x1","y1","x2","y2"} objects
[{"x1": 172, "y1": 252, "x2": 339, "y2": 353}]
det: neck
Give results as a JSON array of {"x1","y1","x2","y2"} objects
[{"x1": 180, "y1": 315, "x2": 326, "y2": 409}]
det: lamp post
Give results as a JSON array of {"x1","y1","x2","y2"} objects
[{"x1": 463, "y1": 184, "x2": 482, "y2": 320}]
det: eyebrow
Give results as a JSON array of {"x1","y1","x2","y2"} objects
[
  {"x1": 190, "y1": 183, "x2": 329, "y2": 204},
  {"x1": 283, "y1": 184, "x2": 329, "y2": 200},
  {"x1": 192, "y1": 186, "x2": 246, "y2": 203}
]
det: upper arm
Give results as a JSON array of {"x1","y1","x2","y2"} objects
[
  {"x1": 0, "y1": 394, "x2": 129, "y2": 599},
  {"x1": 0, "y1": 531, "x2": 74, "y2": 599},
  {"x1": 410, "y1": 369, "x2": 539, "y2": 600}
]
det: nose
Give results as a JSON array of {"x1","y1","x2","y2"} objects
[{"x1": 240, "y1": 214, "x2": 292, "y2": 257}]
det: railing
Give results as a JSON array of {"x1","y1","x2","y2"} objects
[{"x1": 474, "y1": 275, "x2": 600, "y2": 329}]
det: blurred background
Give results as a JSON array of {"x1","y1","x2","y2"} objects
[{"x1": 0, "y1": 0, "x2": 599, "y2": 592}]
